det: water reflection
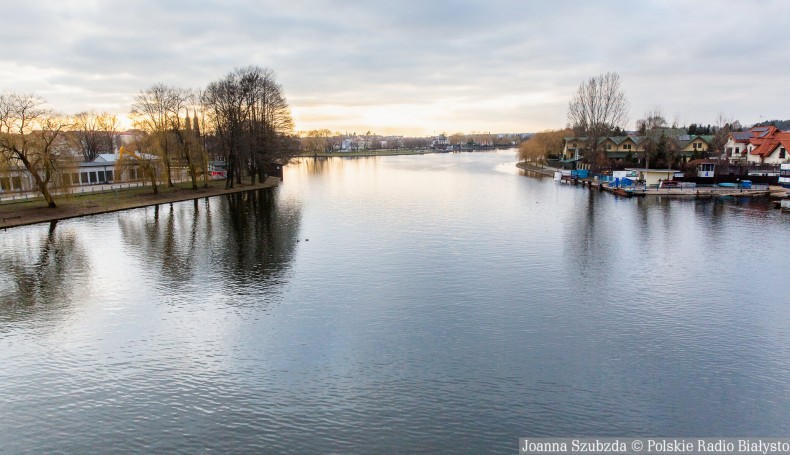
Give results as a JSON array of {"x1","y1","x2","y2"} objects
[
  {"x1": 117, "y1": 202, "x2": 204, "y2": 286},
  {"x1": 222, "y1": 188, "x2": 302, "y2": 284},
  {"x1": 0, "y1": 221, "x2": 90, "y2": 316},
  {"x1": 116, "y1": 187, "x2": 302, "y2": 300},
  {"x1": 1, "y1": 151, "x2": 790, "y2": 453},
  {"x1": 302, "y1": 156, "x2": 330, "y2": 175}
]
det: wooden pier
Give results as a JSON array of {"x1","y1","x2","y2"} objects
[
  {"x1": 600, "y1": 183, "x2": 771, "y2": 198},
  {"x1": 516, "y1": 162, "x2": 787, "y2": 203}
]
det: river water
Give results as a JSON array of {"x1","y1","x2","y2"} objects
[{"x1": 1, "y1": 150, "x2": 789, "y2": 453}]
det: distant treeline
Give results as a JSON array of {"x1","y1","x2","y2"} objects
[{"x1": 753, "y1": 119, "x2": 790, "y2": 130}]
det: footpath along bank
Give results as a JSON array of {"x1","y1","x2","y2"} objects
[{"x1": 0, "y1": 177, "x2": 280, "y2": 230}]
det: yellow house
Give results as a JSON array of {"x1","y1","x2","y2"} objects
[
  {"x1": 675, "y1": 135, "x2": 713, "y2": 162},
  {"x1": 677, "y1": 135, "x2": 712, "y2": 153},
  {"x1": 562, "y1": 137, "x2": 583, "y2": 160},
  {"x1": 602, "y1": 136, "x2": 645, "y2": 158},
  {"x1": 563, "y1": 133, "x2": 709, "y2": 165}
]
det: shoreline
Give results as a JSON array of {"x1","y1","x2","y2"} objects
[
  {"x1": 0, "y1": 177, "x2": 280, "y2": 230},
  {"x1": 298, "y1": 149, "x2": 436, "y2": 158},
  {"x1": 516, "y1": 161, "x2": 787, "y2": 199},
  {"x1": 298, "y1": 147, "x2": 514, "y2": 158},
  {"x1": 516, "y1": 161, "x2": 558, "y2": 176}
]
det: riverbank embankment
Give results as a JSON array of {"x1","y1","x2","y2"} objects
[
  {"x1": 515, "y1": 161, "x2": 558, "y2": 176},
  {"x1": 516, "y1": 161, "x2": 787, "y2": 200},
  {"x1": 0, "y1": 177, "x2": 279, "y2": 230},
  {"x1": 598, "y1": 183, "x2": 773, "y2": 198}
]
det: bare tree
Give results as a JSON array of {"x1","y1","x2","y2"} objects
[
  {"x1": 567, "y1": 72, "x2": 629, "y2": 170},
  {"x1": 519, "y1": 129, "x2": 572, "y2": 165},
  {"x1": 131, "y1": 84, "x2": 192, "y2": 187},
  {"x1": 163, "y1": 95, "x2": 203, "y2": 190},
  {"x1": 636, "y1": 105, "x2": 667, "y2": 134},
  {"x1": 301, "y1": 129, "x2": 333, "y2": 157},
  {"x1": 403, "y1": 137, "x2": 430, "y2": 149},
  {"x1": 202, "y1": 66, "x2": 296, "y2": 189},
  {"x1": 72, "y1": 111, "x2": 118, "y2": 162},
  {"x1": 202, "y1": 76, "x2": 245, "y2": 189},
  {"x1": 190, "y1": 100, "x2": 211, "y2": 188},
  {"x1": 181, "y1": 109, "x2": 209, "y2": 188},
  {"x1": 116, "y1": 137, "x2": 161, "y2": 194},
  {"x1": 449, "y1": 133, "x2": 465, "y2": 146},
  {"x1": 709, "y1": 112, "x2": 738, "y2": 159},
  {"x1": 637, "y1": 105, "x2": 668, "y2": 169},
  {"x1": 238, "y1": 66, "x2": 294, "y2": 183},
  {"x1": 0, "y1": 93, "x2": 73, "y2": 207}
]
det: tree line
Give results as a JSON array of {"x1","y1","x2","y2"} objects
[{"x1": 0, "y1": 65, "x2": 297, "y2": 208}]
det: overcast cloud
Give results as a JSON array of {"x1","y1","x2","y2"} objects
[{"x1": 2, "y1": 0, "x2": 789, "y2": 135}]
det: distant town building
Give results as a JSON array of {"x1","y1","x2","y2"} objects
[{"x1": 431, "y1": 134, "x2": 450, "y2": 150}]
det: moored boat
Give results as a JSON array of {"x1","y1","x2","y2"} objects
[{"x1": 612, "y1": 188, "x2": 631, "y2": 197}]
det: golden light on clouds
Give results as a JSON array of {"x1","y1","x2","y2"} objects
[
  {"x1": 291, "y1": 103, "x2": 447, "y2": 136},
  {"x1": 291, "y1": 92, "x2": 565, "y2": 136},
  {"x1": 4, "y1": 1, "x2": 787, "y2": 134}
]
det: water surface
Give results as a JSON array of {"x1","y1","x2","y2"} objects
[{"x1": 1, "y1": 150, "x2": 789, "y2": 453}]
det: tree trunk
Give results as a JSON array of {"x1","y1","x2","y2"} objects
[
  {"x1": 185, "y1": 152, "x2": 197, "y2": 190},
  {"x1": 189, "y1": 163, "x2": 198, "y2": 190},
  {"x1": 164, "y1": 143, "x2": 174, "y2": 188},
  {"x1": 18, "y1": 153, "x2": 57, "y2": 208},
  {"x1": 225, "y1": 153, "x2": 235, "y2": 189},
  {"x1": 30, "y1": 167, "x2": 57, "y2": 208},
  {"x1": 40, "y1": 183, "x2": 56, "y2": 208},
  {"x1": 149, "y1": 171, "x2": 159, "y2": 195},
  {"x1": 202, "y1": 154, "x2": 209, "y2": 188}
]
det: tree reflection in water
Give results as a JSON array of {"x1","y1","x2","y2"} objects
[
  {"x1": 0, "y1": 221, "x2": 91, "y2": 318},
  {"x1": 117, "y1": 187, "x2": 301, "y2": 304}
]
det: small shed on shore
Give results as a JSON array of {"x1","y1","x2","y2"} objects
[
  {"x1": 686, "y1": 159, "x2": 717, "y2": 178},
  {"x1": 624, "y1": 168, "x2": 677, "y2": 186}
]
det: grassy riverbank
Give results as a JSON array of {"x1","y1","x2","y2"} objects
[{"x1": 0, "y1": 177, "x2": 279, "y2": 230}]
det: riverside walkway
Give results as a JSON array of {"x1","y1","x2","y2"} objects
[{"x1": 0, "y1": 177, "x2": 280, "y2": 229}]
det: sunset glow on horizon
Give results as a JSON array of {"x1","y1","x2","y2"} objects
[{"x1": 2, "y1": 1, "x2": 789, "y2": 136}]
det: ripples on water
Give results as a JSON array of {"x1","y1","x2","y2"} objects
[{"x1": 1, "y1": 151, "x2": 789, "y2": 453}]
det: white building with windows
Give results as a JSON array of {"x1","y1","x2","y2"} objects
[{"x1": 748, "y1": 132, "x2": 790, "y2": 165}]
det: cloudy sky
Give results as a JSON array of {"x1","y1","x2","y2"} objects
[{"x1": 2, "y1": 0, "x2": 789, "y2": 136}]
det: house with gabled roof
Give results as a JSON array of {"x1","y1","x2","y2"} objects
[
  {"x1": 725, "y1": 131, "x2": 753, "y2": 161},
  {"x1": 726, "y1": 126, "x2": 780, "y2": 162},
  {"x1": 675, "y1": 135, "x2": 713, "y2": 161},
  {"x1": 601, "y1": 135, "x2": 644, "y2": 159},
  {"x1": 560, "y1": 129, "x2": 725, "y2": 168},
  {"x1": 93, "y1": 153, "x2": 117, "y2": 163},
  {"x1": 562, "y1": 137, "x2": 584, "y2": 160},
  {"x1": 748, "y1": 131, "x2": 790, "y2": 164},
  {"x1": 750, "y1": 126, "x2": 778, "y2": 138}
]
